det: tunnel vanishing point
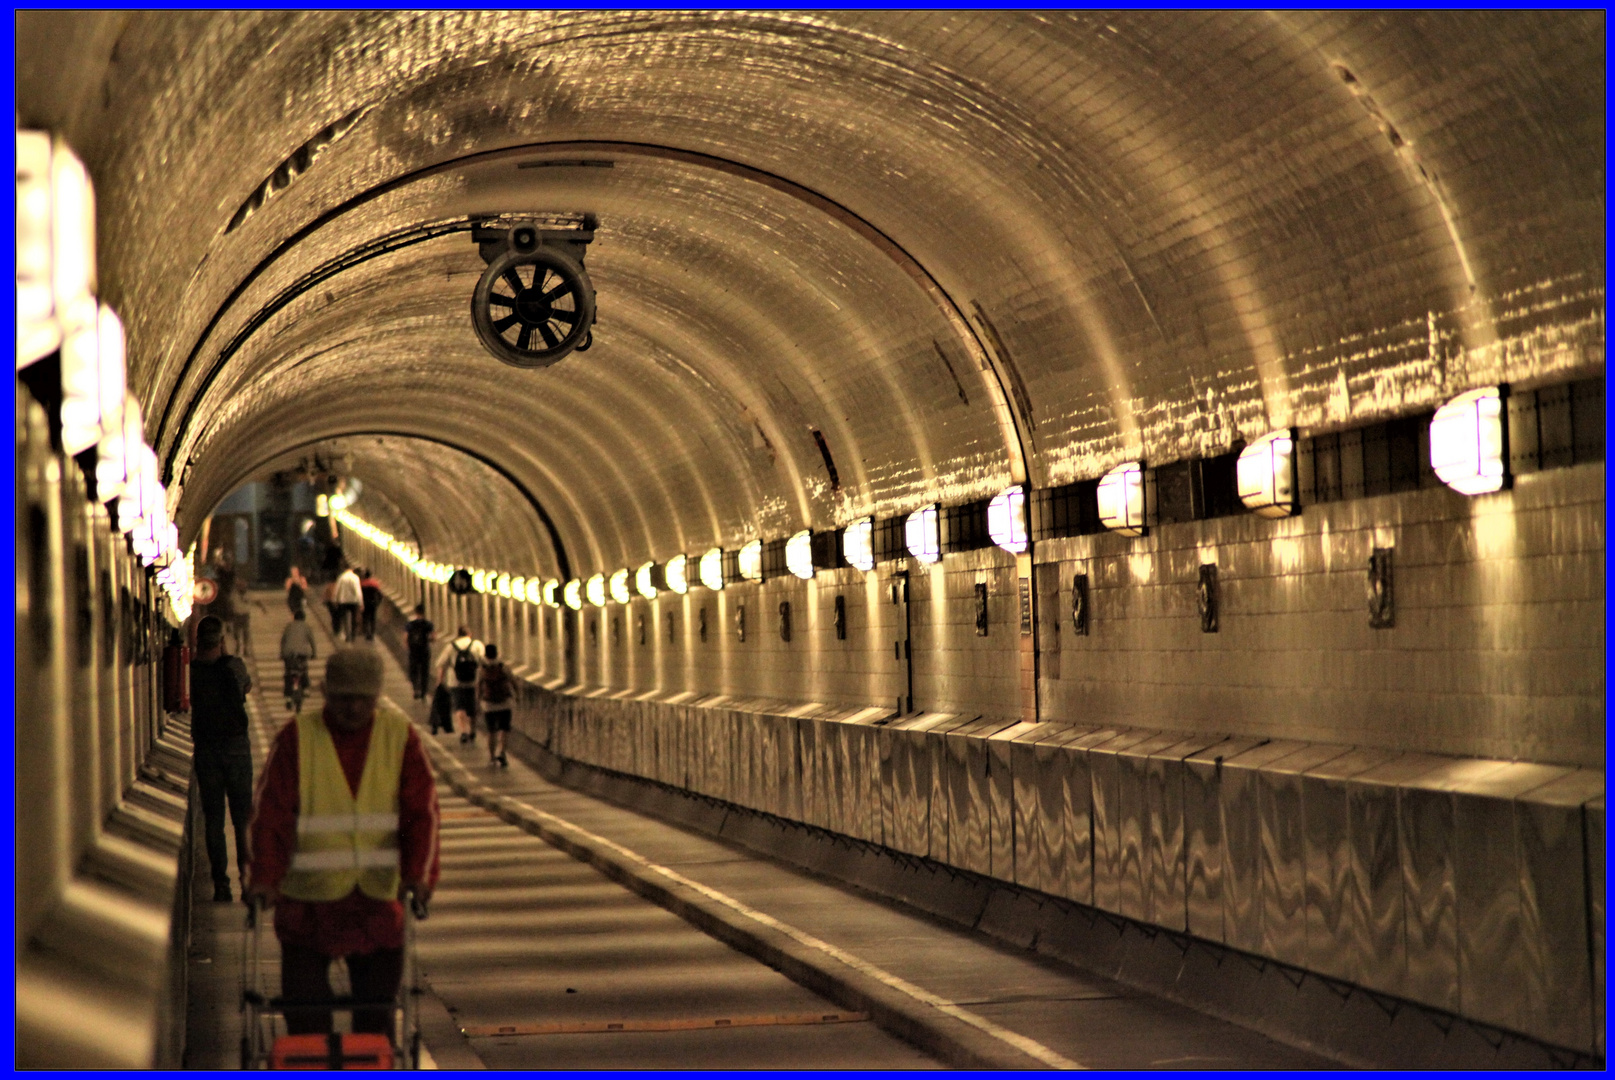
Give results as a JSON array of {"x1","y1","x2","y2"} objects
[{"x1": 14, "y1": 10, "x2": 1605, "y2": 1069}]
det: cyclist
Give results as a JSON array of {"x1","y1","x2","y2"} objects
[{"x1": 278, "y1": 608, "x2": 318, "y2": 712}]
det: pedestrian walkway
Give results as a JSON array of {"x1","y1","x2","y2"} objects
[{"x1": 184, "y1": 592, "x2": 1336, "y2": 1069}]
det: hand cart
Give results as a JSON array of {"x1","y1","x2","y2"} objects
[{"x1": 240, "y1": 889, "x2": 429, "y2": 1069}]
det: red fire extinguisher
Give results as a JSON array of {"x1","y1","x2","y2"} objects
[{"x1": 163, "y1": 629, "x2": 190, "y2": 713}]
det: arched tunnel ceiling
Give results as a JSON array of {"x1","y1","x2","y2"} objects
[{"x1": 16, "y1": 11, "x2": 1604, "y2": 579}]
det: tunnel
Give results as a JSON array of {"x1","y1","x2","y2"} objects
[{"x1": 14, "y1": 10, "x2": 1605, "y2": 1069}]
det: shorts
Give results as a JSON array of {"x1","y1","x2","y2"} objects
[
  {"x1": 450, "y1": 686, "x2": 478, "y2": 715},
  {"x1": 483, "y1": 709, "x2": 512, "y2": 733}
]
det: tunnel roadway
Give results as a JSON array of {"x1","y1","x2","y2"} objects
[{"x1": 185, "y1": 593, "x2": 1337, "y2": 1069}]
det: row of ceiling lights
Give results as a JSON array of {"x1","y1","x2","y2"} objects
[
  {"x1": 338, "y1": 388, "x2": 1504, "y2": 613},
  {"x1": 16, "y1": 129, "x2": 195, "y2": 623}
]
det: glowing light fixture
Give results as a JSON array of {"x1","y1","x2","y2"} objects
[
  {"x1": 699, "y1": 547, "x2": 725, "y2": 591},
  {"x1": 510, "y1": 575, "x2": 526, "y2": 601},
  {"x1": 905, "y1": 505, "x2": 941, "y2": 564},
  {"x1": 541, "y1": 579, "x2": 559, "y2": 607},
  {"x1": 636, "y1": 561, "x2": 659, "y2": 599},
  {"x1": 525, "y1": 578, "x2": 543, "y2": 604},
  {"x1": 1237, "y1": 430, "x2": 1299, "y2": 518},
  {"x1": 59, "y1": 302, "x2": 125, "y2": 456},
  {"x1": 987, "y1": 486, "x2": 1029, "y2": 554},
  {"x1": 496, "y1": 573, "x2": 512, "y2": 599},
  {"x1": 785, "y1": 530, "x2": 815, "y2": 580},
  {"x1": 95, "y1": 396, "x2": 141, "y2": 504},
  {"x1": 609, "y1": 568, "x2": 632, "y2": 604},
  {"x1": 842, "y1": 517, "x2": 874, "y2": 572},
  {"x1": 665, "y1": 554, "x2": 689, "y2": 595},
  {"x1": 737, "y1": 540, "x2": 763, "y2": 582},
  {"x1": 329, "y1": 493, "x2": 349, "y2": 512},
  {"x1": 1430, "y1": 386, "x2": 1508, "y2": 495},
  {"x1": 315, "y1": 493, "x2": 329, "y2": 517},
  {"x1": 472, "y1": 569, "x2": 488, "y2": 593},
  {"x1": 563, "y1": 579, "x2": 583, "y2": 610},
  {"x1": 17, "y1": 130, "x2": 57, "y2": 368},
  {"x1": 51, "y1": 139, "x2": 96, "y2": 325},
  {"x1": 1097, "y1": 461, "x2": 1148, "y2": 536},
  {"x1": 585, "y1": 573, "x2": 607, "y2": 607}
]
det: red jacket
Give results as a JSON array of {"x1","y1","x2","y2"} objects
[{"x1": 248, "y1": 708, "x2": 440, "y2": 955}]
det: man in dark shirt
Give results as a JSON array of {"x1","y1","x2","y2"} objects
[
  {"x1": 189, "y1": 614, "x2": 255, "y2": 902},
  {"x1": 403, "y1": 603, "x2": 435, "y2": 700},
  {"x1": 359, "y1": 567, "x2": 383, "y2": 641}
]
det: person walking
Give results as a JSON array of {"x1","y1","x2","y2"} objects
[
  {"x1": 332, "y1": 563, "x2": 363, "y2": 643},
  {"x1": 321, "y1": 579, "x2": 339, "y2": 635},
  {"x1": 477, "y1": 643, "x2": 515, "y2": 767},
  {"x1": 278, "y1": 608, "x2": 318, "y2": 711},
  {"x1": 284, "y1": 565, "x2": 309, "y2": 617},
  {"x1": 245, "y1": 649, "x2": 441, "y2": 1036},
  {"x1": 404, "y1": 604, "x2": 435, "y2": 700},
  {"x1": 434, "y1": 626, "x2": 484, "y2": 744},
  {"x1": 189, "y1": 614, "x2": 255, "y2": 902},
  {"x1": 359, "y1": 567, "x2": 383, "y2": 641}
]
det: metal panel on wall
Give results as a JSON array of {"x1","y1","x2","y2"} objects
[
  {"x1": 1145, "y1": 735, "x2": 1225, "y2": 931},
  {"x1": 1032, "y1": 725, "x2": 1098, "y2": 896},
  {"x1": 1451, "y1": 763, "x2": 1572, "y2": 1038},
  {"x1": 1114, "y1": 733, "x2": 1189, "y2": 924},
  {"x1": 991, "y1": 721, "x2": 1045, "y2": 885},
  {"x1": 1300, "y1": 748, "x2": 1398, "y2": 984},
  {"x1": 1183, "y1": 738, "x2": 1265, "y2": 943},
  {"x1": 1259, "y1": 744, "x2": 1350, "y2": 968},
  {"x1": 1220, "y1": 741, "x2": 1309, "y2": 955},
  {"x1": 928, "y1": 714, "x2": 979, "y2": 863},
  {"x1": 1059, "y1": 728, "x2": 1123, "y2": 909},
  {"x1": 1393, "y1": 757, "x2": 1500, "y2": 1014},
  {"x1": 1010, "y1": 723, "x2": 1075, "y2": 890},
  {"x1": 947, "y1": 717, "x2": 1013, "y2": 875},
  {"x1": 1087, "y1": 730, "x2": 1159, "y2": 914},
  {"x1": 1514, "y1": 769, "x2": 1603, "y2": 1052}
]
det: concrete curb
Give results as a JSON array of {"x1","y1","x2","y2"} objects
[{"x1": 420, "y1": 737, "x2": 1063, "y2": 1071}]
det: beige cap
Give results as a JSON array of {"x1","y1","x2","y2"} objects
[{"x1": 324, "y1": 648, "x2": 384, "y2": 698}]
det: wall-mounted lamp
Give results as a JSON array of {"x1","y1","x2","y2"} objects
[
  {"x1": 699, "y1": 548, "x2": 725, "y2": 591},
  {"x1": 585, "y1": 574, "x2": 607, "y2": 608},
  {"x1": 785, "y1": 530, "x2": 815, "y2": 580},
  {"x1": 543, "y1": 579, "x2": 560, "y2": 607},
  {"x1": 737, "y1": 540, "x2": 763, "y2": 581},
  {"x1": 1097, "y1": 461, "x2": 1149, "y2": 536},
  {"x1": 1430, "y1": 386, "x2": 1508, "y2": 494},
  {"x1": 843, "y1": 517, "x2": 874, "y2": 572},
  {"x1": 987, "y1": 486, "x2": 1028, "y2": 553},
  {"x1": 563, "y1": 579, "x2": 583, "y2": 610},
  {"x1": 1237, "y1": 430, "x2": 1298, "y2": 517},
  {"x1": 609, "y1": 568, "x2": 632, "y2": 604},
  {"x1": 59, "y1": 302, "x2": 125, "y2": 458},
  {"x1": 636, "y1": 561, "x2": 660, "y2": 599},
  {"x1": 524, "y1": 578, "x2": 542, "y2": 604},
  {"x1": 664, "y1": 554, "x2": 690, "y2": 595},
  {"x1": 905, "y1": 505, "x2": 941, "y2": 563}
]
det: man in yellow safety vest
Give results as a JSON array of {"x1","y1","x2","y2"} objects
[{"x1": 246, "y1": 648, "x2": 441, "y2": 1035}]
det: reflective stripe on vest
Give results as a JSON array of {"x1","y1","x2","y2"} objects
[{"x1": 280, "y1": 706, "x2": 411, "y2": 902}]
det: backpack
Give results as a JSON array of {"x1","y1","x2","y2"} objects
[
  {"x1": 453, "y1": 645, "x2": 479, "y2": 683},
  {"x1": 481, "y1": 662, "x2": 512, "y2": 704}
]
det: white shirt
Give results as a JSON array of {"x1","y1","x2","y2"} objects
[
  {"x1": 333, "y1": 569, "x2": 363, "y2": 605},
  {"x1": 434, "y1": 636, "x2": 486, "y2": 686}
]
